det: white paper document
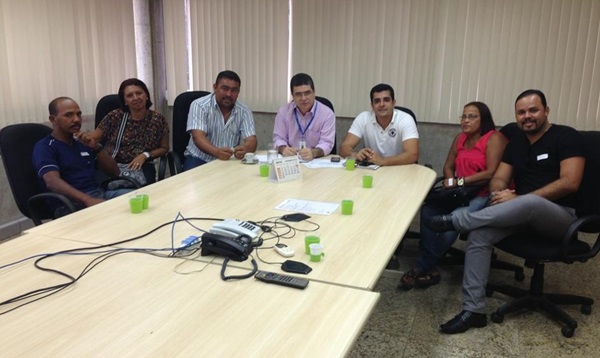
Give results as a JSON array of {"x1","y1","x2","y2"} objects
[
  {"x1": 302, "y1": 158, "x2": 344, "y2": 169},
  {"x1": 275, "y1": 198, "x2": 340, "y2": 215}
]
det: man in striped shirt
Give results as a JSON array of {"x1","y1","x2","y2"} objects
[{"x1": 183, "y1": 70, "x2": 257, "y2": 170}]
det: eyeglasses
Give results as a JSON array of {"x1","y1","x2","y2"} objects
[
  {"x1": 460, "y1": 114, "x2": 480, "y2": 121},
  {"x1": 293, "y1": 90, "x2": 314, "y2": 99}
]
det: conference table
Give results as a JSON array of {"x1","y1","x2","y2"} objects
[
  {"x1": 7, "y1": 157, "x2": 434, "y2": 356},
  {"x1": 25, "y1": 158, "x2": 436, "y2": 290},
  {"x1": 0, "y1": 233, "x2": 379, "y2": 357}
]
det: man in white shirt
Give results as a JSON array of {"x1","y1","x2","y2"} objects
[{"x1": 340, "y1": 83, "x2": 419, "y2": 166}]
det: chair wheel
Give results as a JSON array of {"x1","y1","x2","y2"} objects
[
  {"x1": 491, "y1": 312, "x2": 504, "y2": 323},
  {"x1": 581, "y1": 304, "x2": 592, "y2": 315},
  {"x1": 515, "y1": 271, "x2": 525, "y2": 281},
  {"x1": 561, "y1": 326, "x2": 575, "y2": 338}
]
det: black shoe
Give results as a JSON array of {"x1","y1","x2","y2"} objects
[
  {"x1": 425, "y1": 214, "x2": 455, "y2": 232},
  {"x1": 440, "y1": 310, "x2": 487, "y2": 334}
]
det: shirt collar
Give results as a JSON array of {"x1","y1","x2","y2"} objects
[
  {"x1": 370, "y1": 110, "x2": 397, "y2": 125},
  {"x1": 211, "y1": 94, "x2": 237, "y2": 115}
]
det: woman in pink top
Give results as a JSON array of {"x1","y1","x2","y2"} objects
[{"x1": 399, "y1": 102, "x2": 507, "y2": 289}]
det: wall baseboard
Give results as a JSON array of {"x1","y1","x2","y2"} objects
[{"x1": 0, "y1": 216, "x2": 33, "y2": 240}]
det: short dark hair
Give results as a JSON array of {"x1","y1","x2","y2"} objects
[
  {"x1": 215, "y1": 70, "x2": 241, "y2": 86},
  {"x1": 464, "y1": 101, "x2": 496, "y2": 135},
  {"x1": 290, "y1": 73, "x2": 314, "y2": 94},
  {"x1": 515, "y1": 89, "x2": 547, "y2": 108},
  {"x1": 48, "y1": 97, "x2": 74, "y2": 116},
  {"x1": 118, "y1": 78, "x2": 152, "y2": 111},
  {"x1": 370, "y1": 83, "x2": 395, "y2": 103}
]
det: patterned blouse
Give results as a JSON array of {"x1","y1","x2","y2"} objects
[{"x1": 98, "y1": 109, "x2": 169, "y2": 163}]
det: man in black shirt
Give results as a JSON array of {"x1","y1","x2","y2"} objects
[{"x1": 427, "y1": 89, "x2": 585, "y2": 334}]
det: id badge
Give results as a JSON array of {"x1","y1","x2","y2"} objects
[{"x1": 298, "y1": 140, "x2": 306, "y2": 150}]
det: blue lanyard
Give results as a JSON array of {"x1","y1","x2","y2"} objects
[{"x1": 294, "y1": 102, "x2": 318, "y2": 139}]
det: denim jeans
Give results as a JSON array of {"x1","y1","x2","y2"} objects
[
  {"x1": 415, "y1": 196, "x2": 488, "y2": 273},
  {"x1": 183, "y1": 155, "x2": 208, "y2": 171}
]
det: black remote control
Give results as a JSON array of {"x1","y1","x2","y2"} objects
[{"x1": 254, "y1": 271, "x2": 309, "y2": 289}]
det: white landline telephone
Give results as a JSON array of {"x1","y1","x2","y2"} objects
[{"x1": 210, "y1": 219, "x2": 261, "y2": 240}]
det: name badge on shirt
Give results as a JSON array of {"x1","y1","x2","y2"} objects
[
  {"x1": 81, "y1": 152, "x2": 90, "y2": 157},
  {"x1": 537, "y1": 153, "x2": 549, "y2": 161}
]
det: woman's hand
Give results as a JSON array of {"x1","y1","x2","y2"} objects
[
  {"x1": 128, "y1": 153, "x2": 147, "y2": 170},
  {"x1": 489, "y1": 189, "x2": 517, "y2": 205}
]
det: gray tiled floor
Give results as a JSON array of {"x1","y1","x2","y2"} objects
[{"x1": 349, "y1": 238, "x2": 600, "y2": 358}]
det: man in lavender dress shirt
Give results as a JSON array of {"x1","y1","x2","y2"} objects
[{"x1": 272, "y1": 73, "x2": 336, "y2": 161}]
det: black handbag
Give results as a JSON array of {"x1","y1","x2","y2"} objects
[{"x1": 424, "y1": 180, "x2": 483, "y2": 209}]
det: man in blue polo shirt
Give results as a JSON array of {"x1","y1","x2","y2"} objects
[{"x1": 33, "y1": 97, "x2": 132, "y2": 217}]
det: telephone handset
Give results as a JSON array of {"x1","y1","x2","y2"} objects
[
  {"x1": 210, "y1": 219, "x2": 261, "y2": 240},
  {"x1": 200, "y1": 232, "x2": 253, "y2": 262}
]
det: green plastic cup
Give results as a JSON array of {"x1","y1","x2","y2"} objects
[
  {"x1": 129, "y1": 196, "x2": 143, "y2": 214},
  {"x1": 362, "y1": 175, "x2": 373, "y2": 188},
  {"x1": 259, "y1": 162, "x2": 269, "y2": 177},
  {"x1": 341, "y1": 199, "x2": 354, "y2": 215},
  {"x1": 345, "y1": 158, "x2": 356, "y2": 171},
  {"x1": 304, "y1": 234, "x2": 321, "y2": 254},
  {"x1": 139, "y1": 194, "x2": 149, "y2": 210},
  {"x1": 309, "y1": 243, "x2": 325, "y2": 262}
]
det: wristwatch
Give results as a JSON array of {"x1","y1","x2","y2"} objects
[
  {"x1": 143, "y1": 151, "x2": 151, "y2": 159},
  {"x1": 457, "y1": 177, "x2": 465, "y2": 187}
]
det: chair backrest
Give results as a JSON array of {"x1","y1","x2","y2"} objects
[
  {"x1": 94, "y1": 94, "x2": 121, "y2": 128},
  {"x1": 315, "y1": 96, "x2": 334, "y2": 112},
  {"x1": 315, "y1": 96, "x2": 337, "y2": 155},
  {"x1": 395, "y1": 106, "x2": 417, "y2": 123},
  {"x1": 0, "y1": 123, "x2": 53, "y2": 220},
  {"x1": 172, "y1": 91, "x2": 211, "y2": 163},
  {"x1": 577, "y1": 131, "x2": 600, "y2": 216}
]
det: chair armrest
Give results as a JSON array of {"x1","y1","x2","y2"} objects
[
  {"x1": 28, "y1": 192, "x2": 76, "y2": 226},
  {"x1": 167, "y1": 151, "x2": 183, "y2": 176},
  {"x1": 158, "y1": 154, "x2": 168, "y2": 181},
  {"x1": 560, "y1": 214, "x2": 600, "y2": 261}
]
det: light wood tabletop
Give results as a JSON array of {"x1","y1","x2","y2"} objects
[
  {"x1": 26, "y1": 159, "x2": 436, "y2": 290},
  {"x1": 0, "y1": 233, "x2": 379, "y2": 358}
]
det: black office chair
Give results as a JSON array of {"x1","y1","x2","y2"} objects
[
  {"x1": 487, "y1": 130, "x2": 600, "y2": 338},
  {"x1": 315, "y1": 95, "x2": 337, "y2": 155},
  {"x1": 168, "y1": 90, "x2": 211, "y2": 175},
  {"x1": 395, "y1": 105, "x2": 417, "y2": 123},
  {"x1": 386, "y1": 105, "x2": 423, "y2": 267},
  {"x1": 0, "y1": 123, "x2": 140, "y2": 226},
  {"x1": 94, "y1": 94, "x2": 121, "y2": 128},
  {"x1": 94, "y1": 94, "x2": 168, "y2": 182},
  {"x1": 0, "y1": 123, "x2": 76, "y2": 225}
]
